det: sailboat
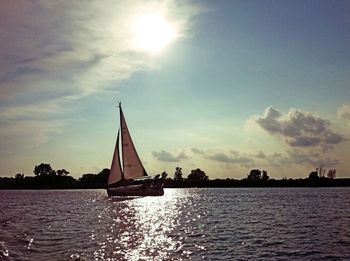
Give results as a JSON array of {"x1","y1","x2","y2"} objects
[{"x1": 107, "y1": 103, "x2": 165, "y2": 197}]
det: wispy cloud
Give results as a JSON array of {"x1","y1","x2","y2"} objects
[
  {"x1": 257, "y1": 150, "x2": 339, "y2": 168},
  {"x1": 190, "y1": 146, "x2": 339, "y2": 170},
  {"x1": 152, "y1": 150, "x2": 188, "y2": 162},
  {"x1": 0, "y1": 0, "x2": 201, "y2": 152},
  {"x1": 0, "y1": 119, "x2": 65, "y2": 156},
  {"x1": 285, "y1": 150, "x2": 339, "y2": 167},
  {"x1": 0, "y1": 1, "x2": 201, "y2": 98},
  {"x1": 252, "y1": 151, "x2": 267, "y2": 159},
  {"x1": 207, "y1": 151, "x2": 253, "y2": 165},
  {"x1": 190, "y1": 148, "x2": 254, "y2": 166},
  {"x1": 191, "y1": 147, "x2": 205, "y2": 154}
]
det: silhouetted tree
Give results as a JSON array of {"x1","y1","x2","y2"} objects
[
  {"x1": 79, "y1": 168, "x2": 110, "y2": 188},
  {"x1": 247, "y1": 169, "x2": 262, "y2": 181},
  {"x1": 79, "y1": 174, "x2": 95, "y2": 183},
  {"x1": 327, "y1": 169, "x2": 336, "y2": 179},
  {"x1": 34, "y1": 163, "x2": 55, "y2": 176},
  {"x1": 261, "y1": 170, "x2": 269, "y2": 181},
  {"x1": 174, "y1": 167, "x2": 183, "y2": 181},
  {"x1": 99, "y1": 168, "x2": 110, "y2": 179},
  {"x1": 187, "y1": 168, "x2": 208, "y2": 181},
  {"x1": 57, "y1": 169, "x2": 69, "y2": 176},
  {"x1": 308, "y1": 170, "x2": 319, "y2": 180},
  {"x1": 14, "y1": 173, "x2": 24, "y2": 179}
]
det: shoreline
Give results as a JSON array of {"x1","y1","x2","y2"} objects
[{"x1": 1, "y1": 180, "x2": 350, "y2": 190}]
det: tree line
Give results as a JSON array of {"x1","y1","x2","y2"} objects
[
  {"x1": 164, "y1": 167, "x2": 348, "y2": 188},
  {"x1": 0, "y1": 163, "x2": 349, "y2": 189}
]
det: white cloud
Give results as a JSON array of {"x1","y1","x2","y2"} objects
[
  {"x1": 252, "y1": 106, "x2": 346, "y2": 151},
  {"x1": 337, "y1": 104, "x2": 350, "y2": 121}
]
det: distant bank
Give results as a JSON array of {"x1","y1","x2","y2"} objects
[
  {"x1": 1, "y1": 163, "x2": 349, "y2": 189},
  {"x1": 1, "y1": 176, "x2": 350, "y2": 190}
]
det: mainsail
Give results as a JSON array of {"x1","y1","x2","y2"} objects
[
  {"x1": 108, "y1": 105, "x2": 147, "y2": 186},
  {"x1": 120, "y1": 107, "x2": 148, "y2": 179}
]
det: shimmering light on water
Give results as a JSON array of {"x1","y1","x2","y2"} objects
[{"x1": 0, "y1": 188, "x2": 350, "y2": 260}]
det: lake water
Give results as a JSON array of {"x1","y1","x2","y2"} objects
[{"x1": 0, "y1": 188, "x2": 349, "y2": 260}]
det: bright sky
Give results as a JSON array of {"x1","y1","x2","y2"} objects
[{"x1": 0, "y1": 0, "x2": 349, "y2": 179}]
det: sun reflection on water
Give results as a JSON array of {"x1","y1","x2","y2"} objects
[{"x1": 91, "y1": 189, "x2": 206, "y2": 260}]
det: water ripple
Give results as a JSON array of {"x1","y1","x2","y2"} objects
[{"x1": 0, "y1": 188, "x2": 350, "y2": 260}]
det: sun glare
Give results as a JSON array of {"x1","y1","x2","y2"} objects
[{"x1": 131, "y1": 13, "x2": 177, "y2": 54}]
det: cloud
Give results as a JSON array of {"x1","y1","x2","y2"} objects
[
  {"x1": 252, "y1": 149, "x2": 340, "y2": 168},
  {"x1": 338, "y1": 104, "x2": 350, "y2": 121},
  {"x1": 252, "y1": 151, "x2": 267, "y2": 159},
  {"x1": 0, "y1": 100, "x2": 64, "y2": 121},
  {"x1": 286, "y1": 150, "x2": 339, "y2": 167},
  {"x1": 191, "y1": 147, "x2": 205, "y2": 154},
  {"x1": 152, "y1": 150, "x2": 188, "y2": 162},
  {"x1": 0, "y1": 1, "x2": 201, "y2": 151},
  {"x1": 253, "y1": 106, "x2": 346, "y2": 150},
  {"x1": 207, "y1": 152, "x2": 253, "y2": 164},
  {"x1": 191, "y1": 146, "x2": 340, "y2": 171},
  {"x1": 266, "y1": 150, "x2": 339, "y2": 169},
  {"x1": 254, "y1": 106, "x2": 282, "y2": 133},
  {"x1": 191, "y1": 148, "x2": 254, "y2": 165},
  {"x1": 0, "y1": 119, "x2": 65, "y2": 156},
  {"x1": 0, "y1": 1, "x2": 200, "y2": 99}
]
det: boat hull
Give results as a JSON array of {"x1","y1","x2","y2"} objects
[{"x1": 107, "y1": 181, "x2": 164, "y2": 197}]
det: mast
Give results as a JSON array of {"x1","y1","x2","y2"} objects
[
  {"x1": 107, "y1": 102, "x2": 125, "y2": 185},
  {"x1": 119, "y1": 102, "x2": 124, "y2": 173}
]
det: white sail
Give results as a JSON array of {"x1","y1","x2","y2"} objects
[
  {"x1": 108, "y1": 130, "x2": 123, "y2": 185},
  {"x1": 120, "y1": 108, "x2": 147, "y2": 179}
]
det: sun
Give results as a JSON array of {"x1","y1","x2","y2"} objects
[{"x1": 131, "y1": 13, "x2": 177, "y2": 54}]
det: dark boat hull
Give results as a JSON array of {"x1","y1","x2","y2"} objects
[{"x1": 107, "y1": 181, "x2": 164, "y2": 197}]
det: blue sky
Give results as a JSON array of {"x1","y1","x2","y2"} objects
[{"x1": 0, "y1": 0, "x2": 349, "y2": 179}]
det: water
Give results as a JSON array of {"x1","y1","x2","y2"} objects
[{"x1": 0, "y1": 188, "x2": 350, "y2": 260}]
